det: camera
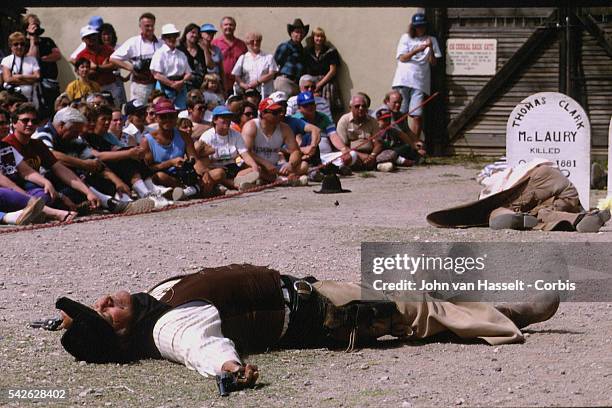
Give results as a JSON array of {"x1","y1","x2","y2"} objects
[
  {"x1": 29, "y1": 25, "x2": 45, "y2": 36},
  {"x1": 133, "y1": 58, "x2": 152, "y2": 73},
  {"x1": 3, "y1": 83, "x2": 23, "y2": 95}
]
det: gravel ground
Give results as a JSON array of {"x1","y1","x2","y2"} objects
[{"x1": 1, "y1": 163, "x2": 611, "y2": 407}]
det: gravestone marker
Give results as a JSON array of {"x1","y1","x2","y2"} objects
[{"x1": 507, "y1": 92, "x2": 591, "y2": 209}]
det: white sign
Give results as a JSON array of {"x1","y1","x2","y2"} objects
[
  {"x1": 446, "y1": 39, "x2": 497, "y2": 76},
  {"x1": 608, "y1": 117, "x2": 612, "y2": 197},
  {"x1": 506, "y1": 92, "x2": 591, "y2": 209}
]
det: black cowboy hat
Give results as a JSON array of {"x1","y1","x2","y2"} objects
[
  {"x1": 56, "y1": 297, "x2": 127, "y2": 363},
  {"x1": 287, "y1": 18, "x2": 309, "y2": 36},
  {"x1": 314, "y1": 172, "x2": 351, "y2": 194}
]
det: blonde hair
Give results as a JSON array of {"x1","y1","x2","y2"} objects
[
  {"x1": 245, "y1": 31, "x2": 263, "y2": 43},
  {"x1": 202, "y1": 73, "x2": 222, "y2": 92},
  {"x1": 306, "y1": 27, "x2": 327, "y2": 48},
  {"x1": 8, "y1": 32, "x2": 26, "y2": 46}
]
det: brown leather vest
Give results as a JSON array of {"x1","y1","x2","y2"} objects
[{"x1": 158, "y1": 264, "x2": 285, "y2": 352}]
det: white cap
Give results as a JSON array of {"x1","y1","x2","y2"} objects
[
  {"x1": 53, "y1": 107, "x2": 86, "y2": 125},
  {"x1": 80, "y1": 25, "x2": 99, "y2": 39},
  {"x1": 269, "y1": 91, "x2": 288, "y2": 103},
  {"x1": 161, "y1": 23, "x2": 180, "y2": 36}
]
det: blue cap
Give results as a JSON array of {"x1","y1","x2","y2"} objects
[
  {"x1": 411, "y1": 13, "x2": 427, "y2": 26},
  {"x1": 200, "y1": 23, "x2": 217, "y2": 33},
  {"x1": 297, "y1": 91, "x2": 315, "y2": 106},
  {"x1": 88, "y1": 16, "x2": 104, "y2": 30},
  {"x1": 212, "y1": 105, "x2": 233, "y2": 117}
]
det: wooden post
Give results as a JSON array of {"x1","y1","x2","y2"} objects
[
  {"x1": 425, "y1": 7, "x2": 448, "y2": 155},
  {"x1": 558, "y1": 6, "x2": 568, "y2": 94}
]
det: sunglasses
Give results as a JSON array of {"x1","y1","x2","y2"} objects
[
  {"x1": 12, "y1": 42, "x2": 26, "y2": 47},
  {"x1": 157, "y1": 113, "x2": 177, "y2": 121},
  {"x1": 263, "y1": 110, "x2": 281, "y2": 116},
  {"x1": 147, "y1": 111, "x2": 156, "y2": 116},
  {"x1": 303, "y1": 85, "x2": 316, "y2": 90},
  {"x1": 243, "y1": 111, "x2": 255, "y2": 117},
  {"x1": 352, "y1": 104, "x2": 367, "y2": 109},
  {"x1": 17, "y1": 117, "x2": 37, "y2": 125}
]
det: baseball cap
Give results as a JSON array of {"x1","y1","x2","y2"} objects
[
  {"x1": 80, "y1": 25, "x2": 99, "y2": 39},
  {"x1": 153, "y1": 98, "x2": 177, "y2": 115},
  {"x1": 297, "y1": 91, "x2": 315, "y2": 106},
  {"x1": 375, "y1": 107, "x2": 393, "y2": 120},
  {"x1": 269, "y1": 91, "x2": 288, "y2": 103},
  {"x1": 88, "y1": 16, "x2": 104, "y2": 30},
  {"x1": 211, "y1": 105, "x2": 233, "y2": 117},
  {"x1": 200, "y1": 23, "x2": 217, "y2": 33},
  {"x1": 412, "y1": 13, "x2": 427, "y2": 26},
  {"x1": 161, "y1": 23, "x2": 180, "y2": 36},
  {"x1": 53, "y1": 107, "x2": 87, "y2": 125},
  {"x1": 259, "y1": 98, "x2": 282, "y2": 113},
  {"x1": 56, "y1": 297, "x2": 126, "y2": 363},
  {"x1": 124, "y1": 99, "x2": 147, "y2": 116}
]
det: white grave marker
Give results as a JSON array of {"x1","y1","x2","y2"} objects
[{"x1": 507, "y1": 92, "x2": 591, "y2": 209}]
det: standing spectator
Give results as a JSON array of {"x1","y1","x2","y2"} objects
[
  {"x1": 198, "y1": 24, "x2": 224, "y2": 80},
  {"x1": 65, "y1": 58, "x2": 101, "y2": 102},
  {"x1": 23, "y1": 14, "x2": 61, "y2": 120},
  {"x1": 211, "y1": 16, "x2": 247, "y2": 95},
  {"x1": 150, "y1": 24, "x2": 192, "y2": 110},
  {"x1": 231, "y1": 32, "x2": 278, "y2": 99},
  {"x1": 69, "y1": 16, "x2": 104, "y2": 63},
  {"x1": 178, "y1": 23, "x2": 206, "y2": 91},
  {"x1": 391, "y1": 13, "x2": 441, "y2": 138},
  {"x1": 304, "y1": 27, "x2": 342, "y2": 118},
  {"x1": 273, "y1": 18, "x2": 308, "y2": 97},
  {"x1": 1, "y1": 32, "x2": 41, "y2": 108},
  {"x1": 110, "y1": 13, "x2": 163, "y2": 105},
  {"x1": 99, "y1": 23, "x2": 128, "y2": 107}
]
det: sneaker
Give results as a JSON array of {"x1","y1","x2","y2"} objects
[
  {"x1": 376, "y1": 162, "x2": 395, "y2": 172},
  {"x1": 122, "y1": 198, "x2": 156, "y2": 215},
  {"x1": 289, "y1": 175, "x2": 309, "y2": 187},
  {"x1": 217, "y1": 185, "x2": 229, "y2": 195},
  {"x1": 173, "y1": 185, "x2": 200, "y2": 201},
  {"x1": 235, "y1": 171, "x2": 260, "y2": 191},
  {"x1": 576, "y1": 209, "x2": 611, "y2": 233},
  {"x1": 15, "y1": 197, "x2": 45, "y2": 225},
  {"x1": 156, "y1": 186, "x2": 174, "y2": 199},
  {"x1": 145, "y1": 192, "x2": 171, "y2": 209},
  {"x1": 490, "y1": 213, "x2": 538, "y2": 230}
]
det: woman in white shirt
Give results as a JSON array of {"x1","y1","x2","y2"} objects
[
  {"x1": 150, "y1": 24, "x2": 192, "y2": 110},
  {"x1": 195, "y1": 105, "x2": 259, "y2": 190},
  {"x1": 391, "y1": 13, "x2": 441, "y2": 138},
  {"x1": 1, "y1": 32, "x2": 41, "y2": 107},
  {"x1": 231, "y1": 32, "x2": 278, "y2": 99}
]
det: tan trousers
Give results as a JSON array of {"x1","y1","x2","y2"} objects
[
  {"x1": 489, "y1": 166, "x2": 583, "y2": 231},
  {"x1": 314, "y1": 281, "x2": 524, "y2": 346}
]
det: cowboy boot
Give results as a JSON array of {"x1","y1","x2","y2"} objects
[{"x1": 495, "y1": 292, "x2": 560, "y2": 329}]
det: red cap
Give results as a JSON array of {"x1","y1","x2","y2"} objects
[
  {"x1": 259, "y1": 98, "x2": 282, "y2": 113},
  {"x1": 153, "y1": 98, "x2": 177, "y2": 115}
]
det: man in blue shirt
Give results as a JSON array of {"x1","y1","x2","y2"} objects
[{"x1": 273, "y1": 19, "x2": 308, "y2": 97}]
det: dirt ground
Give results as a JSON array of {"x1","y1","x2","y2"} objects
[{"x1": 1, "y1": 162, "x2": 611, "y2": 407}]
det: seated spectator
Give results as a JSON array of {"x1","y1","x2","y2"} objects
[
  {"x1": 236, "y1": 101, "x2": 257, "y2": 131},
  {"x1": 122, "y1": 99, "x2": 149, "y2": 146},
  {"x1": 244, "y1": 88, "x2": 262, "y2": 110},
  {"x1": 110, "y1": 13, "x2": 163, "y2": 105},
  {"x1": 195, "y1": 105, "x2": 259, "y2": 190},
  {"x1": 176, "y1": 117, "x2": 193, "y2": 139},
  {"x1": 289, "y1": 92, "x2": 322, "y2": 166},
  {"x1": 374, "y1": 107, "x2": 425, "y2": 170},
  {"x1": 177, "y1": 23, "x2": 206, "y2": 91},
  {"x1": 0, "y1": 108, "x2": 11, "y2": 139},
  {"x1": 0, "y1": 136, "x2": 75, "y2": 223},
  {"x1": 199, "y1": 24, "x2": 224, "y2": 80},
  {"x1": 23, "y1": 13, "x2": 62, "y2": 120},
  {"x1": 150, "y1": 24, "x2": 192, "y2": 110},
  {"x1": 140, "y1": 98, "x2": 223, "y2": 201},
  {"x1": 380, "y1": 90, "x2": 409, "y2": 133},
  {"x1": 80, "y1": 104, "x2": 169, "y2": 206},
  {"x1": 65, "y1": 58, "x2": 101, "y2": 102},
  {"x1": 31, "y1": 106, "x2": 153, "y2": 213},
  {"x1": 357, "y1": 91, "x2": 375, "y2": 118},
  {"x1": 238, "y1": 98, "x2": 308, "y2": 186},
  {"x1": 201, "y1": 73, "x2": 225, "y2": 111},
  {"x1": 286, "y1": 74, "x2": 331, "y2": 118},
  {"x1": 54, "y1": 93, "x2": 71, "y2": 112},
  {"x1": 0, "y1": 90, "x2": 28, "y2": 114},
  {"x1": 1, "y1": 32, "x2": 41, "y2": 108},
  {"x1": 273, "y1": 18, "x2": 308, "y2": 97},
  {"x1": 225, "y1": 94, "x2": 244, "y2": 132},
  {"x1": 109, "y1": 107, "x2": 123, "y2": 140},
  {"x1": 336, "y1": 94, "x2": 382, "y2": 170},
  {"x1": 212, "y1": 16, "x2": 248, "y2": 95},
  {"x1": 178, "y1": 91, "x2": 211, "y2": 139},
  {"x1": 3, "y1": 103, "x2": 101, "y2": 213},
  {"x1": 304, "y1": 27, "x2": 342, "y2": 118},
  {"x1": 75, "y1": 25, "x2": 121, "y2": 107},
  {"x1": 231, "y1": 32, "x2": 278, "y2": 99}
]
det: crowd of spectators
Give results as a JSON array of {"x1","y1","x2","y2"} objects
[{"x1": 0, "y1": 12, "x2": 436, "y2": 226}]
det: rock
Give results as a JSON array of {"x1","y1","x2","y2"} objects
[
  {"x1": 494, "y1": 367, "x2": 502, "y2": 372},
  {"x1": 359, "y1": 364, "x2": 369, "y2": 370},
  {"x1": 455, "y1": 398, "x2": 465, "y2": 405},
  {"x1": 379, "y1": 376, "x2": 390, "y2": 381},
  {"x1": 303, "y1": 380, "x2": 312, "y2": 386}
]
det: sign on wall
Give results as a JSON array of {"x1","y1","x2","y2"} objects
[
  {"x1": 446, "y1": 39, "x2": 497, "y2": 76},
  {"x1": 506, "y1": 92, "x2": 591, "y2": 209}
]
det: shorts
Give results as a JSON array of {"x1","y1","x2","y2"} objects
[
  {"x1": 392, "y1": 86, "x2": 425, "y2": 116},
  {"x1": 222, "y1": 163, "x2": 241, "y2": 179}
]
